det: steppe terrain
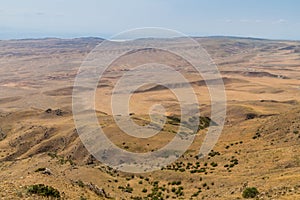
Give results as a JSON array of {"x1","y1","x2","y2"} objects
[{"x1": 0, "y1": 37, "x2": 300, "y2": 199}]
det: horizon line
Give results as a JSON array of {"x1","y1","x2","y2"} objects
[{"x1": 1, "y1": 35, "x2": 299, "y2": 42}]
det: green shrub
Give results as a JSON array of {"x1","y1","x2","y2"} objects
[
  {"x1": 27, "y1": 184, "x2": 60, "y2": 198},
  {"x1": 192, "y1": 191, "x2": 200, "y2": 197},
  {"x1": 153, "y1": 181, "x2": 159, "y2": 186},
  {"x1": 242, "y1": 187, "x2": 259, "y2": 198},
  {"x1": 210, "y1": 162, "x2": 218, "y2": 167},
  {"x1": 34, "y1": 167, "x2": 46, "y2": 172},
  {"x1": 80, "y1": 196, "x2": 87, "y2": 200},
  {"x1": 75, "y1": 180, "x2": 85, "y2": 188},
  {"x1": 171, "y1": 181, "x2": 181, "y2": 185},
  {"x1": 124, "y1": 185, "x2": 133, "y2": 193},
  {"x1": 142, "y1": 188, "x2": 147, "y2": 193},
  {"x1": 179, "y1": 168, "x2": 185, "y2": 172},
  {"x1": 208, "y1": 151, "x2": 220, "y2": 157}
]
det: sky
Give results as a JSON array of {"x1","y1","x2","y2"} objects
[{"x1": 0, "y1": 0, "x2": 300, "y2": 40}]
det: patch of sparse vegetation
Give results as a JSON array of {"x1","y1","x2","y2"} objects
[
  {"x1": 253, "y1": 132, "x2": 261, "y2": 139},
  {"x1": 146, "y1": 181, "x2": 167, "y2": 199},
  {"x1": 191, "y1": 188, "x2": 202, "y2": 197},
  {"x1": 166, "y1": 115, "x2": 211, "y2": 133},
  {"x1": 171, "y1": 181, "x2": 181, "y2": 185},
  {"x1": 47, "y1": 152, "x2": 74, "y2": 165},
  {"x1": 242, "y1": 187, "x2": 259, "y2": 198},
  {"x1": 142, "y1": 188, "x2": 147, "y2": 193},
  {"x1": 224, "y1": 157, "x2": 239, "y2": 171},
  {"x1": 0, "y1": 128, "x2": 7, "y2": 141},
  {"x1": 208, "y1": 150, "x2": 221, "y2": 157},
  {"x1": 34, "y1": 167, "x2": 46, "y2": 172},
  {"x1": 80, "y1": 196, "x2": 87, "y2": 200},
  {"x1": 210, "y1": 162, "x2": 218, "y2": 167},
  {"x1": 75, "y1": 180, "x2": 85, "y2": 188},
  {"x1": 27, "y1": 184, "x2": 60, "y2": 198},
  {"x1": 225, "y1": 141, "x2": 244, "y2": 149},
  {"x1": 118, "y1": 184, "x2": 133, "y2": 193}
]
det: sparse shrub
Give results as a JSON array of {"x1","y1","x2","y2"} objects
[
  {"x1": 27, "y1": 184, "x2": 60, "y2": 198},
  {"x1": 142, "y1": 188, "x2": 147, "y2": 193},
  {"x1": 242, "y1": 187, "x2": 259, "y2": 198},
  {"x1": 75, "y1": 180, "x2": 85, "y2": 188},
  {"x1": 80, "y1": 196, "x2": 87, "y2": 200},
  {"x1": 199, "y1": 168, "x2": 206, "y2": 173},
  {"x1": 208, "y1": 150, "x2": 220, "y2": 157},
  {"x1": 35, "y1": 167, "x2": 46, "y2": 172},
  {"x1": 124, "y1": 185, "x2": 133, "y2": 193},
  {"x1": 47, "y1": 152, "x2": 57, "y2": 159},
  {"x1": 210, "y1": 162, "x2": 218, "y2": 167},
  {"x1": 231, "y1": 159, "x2": 239, "y2": 165},
  {"x1": 253, "y1": 132, "x2": 261, "y2": 139},
  {"x1": 132, "y1": 197, "x2": 143, "y2": 200},
  {"x1": 153, "y1": 181, "x2": 159, "y2": 186},
  {"x1": 192, "y1": 191, "x2": 200, "y2": 197}
]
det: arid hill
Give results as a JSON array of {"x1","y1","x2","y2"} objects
[{"x1": 0, "y1": 37, "x2": 300, "y2": 199}]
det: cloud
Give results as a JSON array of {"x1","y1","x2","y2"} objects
[
  {"x1": 35, "y1": 12, "x2": 45, "y2": 16},
  {"x1": 239, "y1": 19, "x2": 263, "y2": 23},
  {"x1": 272, "y1": 19, "x2": 287, "y2": 24},
  {"x1": 221, "y1": 19, "x2": 263, "y2": 24},
  {"x1": 225, "y1": 19, "x2": 233, "y2": 23}
]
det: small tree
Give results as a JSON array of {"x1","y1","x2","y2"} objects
[{"x1": 242, "y1": 187, "x2": 259, "y2": 198}]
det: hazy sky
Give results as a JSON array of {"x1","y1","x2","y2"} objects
[{"x1": 1, "y1": 0, "x2": 300, "y2": 40}]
